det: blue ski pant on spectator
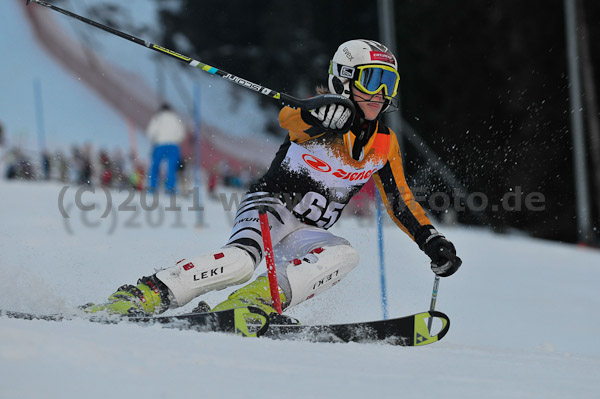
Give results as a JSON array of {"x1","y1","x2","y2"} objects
[{"x1": 148, "y1": 144, "x2": 180, "y2": 193}]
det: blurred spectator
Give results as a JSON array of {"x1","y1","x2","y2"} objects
[
  {"x1": 111, "y1": 149, "x2": 126, "y2": 189},
  {"x1": 99, "y1": 150, "x2": 113, "y2": 187},
  {"x1": 146, "y1": 103, "x2": 185, "y2": 194},
  {"x1": 5, "y1": 148, "x2": 18, "y2": 179},
  {"x1": 177, "y1": 155, "x2": 191, "y2": 196},
  {"x1": 55, "y1": 151, "x2": 70, "y2": 183},
  {"x1": 218, "y1": 160, "x2": 233, "y2": 187},
  {"x1": 129, "y1": 152, "x2": 145, "y2": 191},
  {"x1": 19, "y1": 154, "x2": 34, "y2": 179},
  {"x1": 6, "y1": 148, "x2": 35, "y2": 180},
  {"x1": 208, "y1": 165, "x2": 219, "y2": 199},
  {"x1": 239, "y1": 169, "x2": 252, "y2": 188},
  {"x1": 72, "y1": 144, "x2": 93, "y2": 185},
  {"x1": 41, "y1": 150, "x2": 51, "y2": 180}
]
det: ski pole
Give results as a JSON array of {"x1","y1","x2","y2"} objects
[
  {"x1": 427, "y1": 275, "x2": 440, "y2": 333},
  {"x1": 258, "y1": 209, "x2": 283, "y2": 315},
  {"x1": 25, "y1": 0, "x2": 354, "y2": 114}
]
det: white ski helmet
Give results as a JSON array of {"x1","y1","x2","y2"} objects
[{"x1": 328, "y1": 39, "x2": 399, "y2": 112}]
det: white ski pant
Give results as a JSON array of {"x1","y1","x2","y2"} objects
[{"x1": 156, "y1": 192, "x2": 359, "y2": 308}]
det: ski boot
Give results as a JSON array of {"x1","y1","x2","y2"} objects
[
  {"x1": 212, "y1": 276, "x2": 299, "y2": 325},
  {"x1": 82, "y1": 275, "x2": 170, "y2": 316}
]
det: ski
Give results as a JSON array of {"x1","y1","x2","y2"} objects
[
  {"x1": 0, "y1": 308, "x2": 449, "y2": 346},
  {"x1": 266, "y1": 311, "x2": 450, "y2": 346},
  {"x1": 129, "y1": 306, "x2": 270, "y2": 337},
  {"x1": 0, "y1": 307, "x2": 270, "y2": 338}
]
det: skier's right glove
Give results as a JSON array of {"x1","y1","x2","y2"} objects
[{"x1": 304, "y1": 103, "x2": 353, "y2": 134}]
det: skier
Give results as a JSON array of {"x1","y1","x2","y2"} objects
[{"x1": 86, "y1": 39, "x2": 461, "y2": 318}]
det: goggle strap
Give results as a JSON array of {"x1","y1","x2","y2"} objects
[
  {"x1": 331, "y1": 62, "x2": 398, "y2": 79},
  {"x1": 330, "y1": 62, "x2": 357, "y2": 80}
]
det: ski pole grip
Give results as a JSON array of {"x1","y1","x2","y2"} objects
[{"x1": 280, "y1": 93, "x2": 356, "y2": 115}]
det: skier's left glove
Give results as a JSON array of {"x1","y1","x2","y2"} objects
[{"x1": 416, "y1": 226, "x2": 462, "y2": 277}]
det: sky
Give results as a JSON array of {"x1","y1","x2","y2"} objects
[
  {"x1": 0, "y1": 0, "x2": 146, "y2": 155},
  {"x1": 0, "y1": 0, "x2": 275, "y2": 166}
]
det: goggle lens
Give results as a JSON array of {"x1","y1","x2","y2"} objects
[{"x1": 356, "y1": 66, "x2": 399, "y2": 98}]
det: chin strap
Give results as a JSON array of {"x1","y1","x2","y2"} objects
[
  {"x1": 348, "y1": 89, "x2": 365, "y2": 120},
  {"x1": 344, "y1": 89, "x2": 386, "y2": 161},
  {"x1": 346, "y1": 116, "x2": 378, "y2": 161}
]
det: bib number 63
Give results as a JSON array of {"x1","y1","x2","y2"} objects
[{"x1": 292, "y1": 192, "x2": 345, "y2": 229}]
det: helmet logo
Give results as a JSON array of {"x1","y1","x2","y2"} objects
[
  {"x1": 370, "y1": 51, "x2": 395, "y2": 65},
  {"x1": 340, "y1": 66, "x2": 354, "y2": 78},
  {"x1": 342, "y1": 47, "x2": 354, "y2": 61},
  {"x1": 302, "y1": 154, "x2": 332, "y2": 173}
]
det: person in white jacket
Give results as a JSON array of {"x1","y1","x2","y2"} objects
[{"x1": 146, "y1": 103, "x2": 186, "y2": 194}]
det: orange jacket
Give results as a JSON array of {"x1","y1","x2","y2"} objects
[{"x1": 277, "y1": 107, "x2": 431, "y2": 241}]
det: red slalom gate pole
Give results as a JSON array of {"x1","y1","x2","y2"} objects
[{"x1": 258, "y1": 209, "x2": 282, "y2": 314}]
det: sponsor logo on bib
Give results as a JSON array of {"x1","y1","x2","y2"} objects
[{"x1": 302, "y1": 154, "x2": 332, "y2": 173}]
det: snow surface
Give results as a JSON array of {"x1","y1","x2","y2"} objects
[{"x1": 1, "y1": 181, "x2": 599, "y2": 399}]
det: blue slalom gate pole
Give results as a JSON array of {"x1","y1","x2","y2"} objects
[
  {"x1": 375, "y1": 190, "x2": 388, "y2": 319},
  {"x1": 193, "y1": 82, "x2": 204, "y2": 227}
]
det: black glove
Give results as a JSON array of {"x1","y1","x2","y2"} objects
[
  {"x1": 416, "y1": 226, "x2": 462, "y2": 277},
  {"x1": 301, "y1": 103, "x2": 353, "y2": 134}
]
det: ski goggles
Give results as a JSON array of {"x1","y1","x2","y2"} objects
[
  {"x1": 353, "y1": 65, "x2": 400, "y2": 98},
  {"x1": 330, "y1": 62, "x2": 400, "y2": 98}
]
